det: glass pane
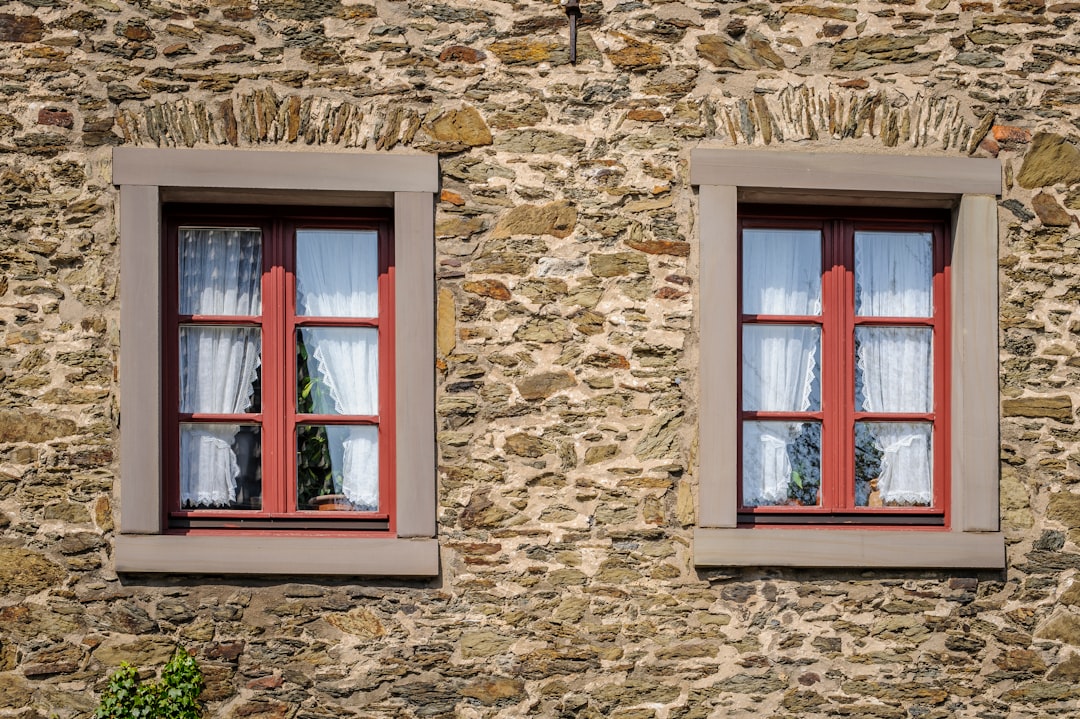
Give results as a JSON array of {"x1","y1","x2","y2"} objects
[
  {"x1": 296, "y1": 229, "x2": 378, "y2": 318},
  {"x1": 297, "y1": 328, "x2": 378, "y2": 415},
  {"x1": 855, "y1": 231, "x2": 932, "y2": 317},
  {"x1": 855, "y1": 422, "x2": 932, "y2": 507},
  {"x1": 180, "y1": 423, "x2": 261, "y2": 510},
  {"x1": 742, "y1": 421, "x2": 820, "y2": 507},
  {"x1": 743, "y1": 325, "x2": 820, "y2": 412},
  {"x1": 742, "y1": 229, "x2": 822, "y2": 316},
  {"x1": 179, "y1": 327, "x2": 261, "y2": 413},
  {"x1": 855, "y1": 327, "x2": 932, "y2": 413},
  {"x1": 178, "y1": 227, "x2": 262, "y2": 316},
  {"x1": 297, "y1": 424, "x2": 379, "y2": 511}
]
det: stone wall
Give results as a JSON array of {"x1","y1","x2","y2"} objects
[{"x1": 1, "y1": 0, "x2": 1080, "y2": 717}]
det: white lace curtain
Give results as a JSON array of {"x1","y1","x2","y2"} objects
[
  {"x1": 296, "y1": 230, "x2": 380, "y2": 509},
  {"x1": 855, "y1": 231, "x2": 933, "y2": 505},
  {"x1": 178, "y1": 228, "x2": 262, "y2": 507},
  {"x1": 742, "y1": 230, "x2": 821, "y2": 505}
]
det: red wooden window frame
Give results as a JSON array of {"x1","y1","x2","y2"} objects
[
  {"x1": 737, "y1": 205, "x2": 951, "y2": 527},
  {"x1": 162, "y1": 205, "x2": 396, "y2": 535}
]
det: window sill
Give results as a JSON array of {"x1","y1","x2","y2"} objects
[
  {"x1": 693, "y1": 527, "x2": 1004, "y2": 569},
  {"x1": 115, "y1": 535, "x2": 439, "y2": 576}
]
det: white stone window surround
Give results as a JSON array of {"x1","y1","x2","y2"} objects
[
  {"x1": 112, "y1": 147, "x2": 439, "y2": 576},
  {"x1": 691, "y1": 148, "x2": 1005, "y2": 568}
]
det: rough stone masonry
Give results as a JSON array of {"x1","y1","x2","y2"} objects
[{"x1": 2, "y1": 0, "x2": 1080, "y2": 717}]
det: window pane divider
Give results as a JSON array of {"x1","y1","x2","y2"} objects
[{"x1": 179, "y1": 315, "x2": 262, "y2": 324}]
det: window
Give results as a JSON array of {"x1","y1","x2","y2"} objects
[
  {"x1": 113, "y1": 148, "x2": 438, "y2": 575},
  {"x1": 692, "y1": 149, "x2": 1004, "y2": 568},
  {"x1": 165, "y1": 209, "x2": 394, "y2": 531},
  {"x1": 739, "y1": 208, "x2": 949, "y2": 524}
]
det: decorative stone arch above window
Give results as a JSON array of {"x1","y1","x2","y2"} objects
[
  {"x1": 113, "y1": 148, "x2": 439, "y2": 576},
  {"x1": 691, "y1": 148, "x2": 1005, "y2": 568}
]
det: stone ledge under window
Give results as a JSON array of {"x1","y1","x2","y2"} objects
[
  {"x1": 115, "y1": 535, "x2": 439, "y2": 576},
  {"x1": 694, "y1": 528, "x2": 1003, "y2": 569}
]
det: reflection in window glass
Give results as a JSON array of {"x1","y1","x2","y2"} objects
[
  {"x1": 180, "y1": 423, "x2": 261, "y2": 510},
  {"x1": 178, "y1": 228, "x2": 262, "y2": 316},
  {"x1": 855, "y1": 422, "x2": 932, "y2": 507},
  {"x1": 855, "y1": 327, "x2": 932, "y2": 413},
  {"x1": 855, "y1": 231, "x2": 932, "y2": 317},
  {"x1": 296, "y1": 328, "x2": 378, "y2": 416},
  {"x1": 297, "y1": 424, "x2": 378, "y2": 512},
  {"x1": 743, "y1": 421, "x2": 821, "y2": 507},
  {"x1": 743, "y1": 325, "x2": 820, "y2": 413},
  {"x1": 296, "y1": 229, "x2": 378, "y2": 318},
  {"x1": 742, "y1": 229, "x2": 822, "y2": 316}
]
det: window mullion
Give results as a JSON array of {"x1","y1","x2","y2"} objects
[
  {"x1": 264, "y1": 218, "x2": 289, "y2": 515},
  {"x1": 840, "y1": 219, "x2": 857, "y2": 511},
  {"x1": 822, "y1": 219, "x2": 852, "y2": 512}
]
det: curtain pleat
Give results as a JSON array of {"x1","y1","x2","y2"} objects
[
  {"x1": 178, "y1": 229, "x2": 262, "y2": 507},
  {"x1": 296, "y1": 230, "x2": 380, "y2": 509},
  {"x1": 741, "y1": 230, "x2": 820, "y2": 505},
  {"x1": 855, "y1": 232, "x2": 934, "y2": 505}
]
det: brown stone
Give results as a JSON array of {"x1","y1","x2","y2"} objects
[
  {"x1": 585, "y1": 352, "x2": 629, "y2": 369},
  {"x1": 439, "y1": 45, "x2": 485, "y2": 63},
  {"x1": 1032, "y1": 192, "x2": 1074, "y2": 226},
  {"x1": 0, "y1": 14, "x2": 43, "y2": 43},
  {"x1": 463, "y1": 279, "x2": 511, "y2": 301},
  {"x1": 1035, "y1": 612, "x2": 1080, "y2": 646},
  {"x1": 656, "y1": 286, "x2": 687, "y2": 299},
  {"x1": 1017, "y1": 133, "x2": 1080, "y2": 189},
  {"x1": 992, "y1": 125, "x2": 1031, "y2": 143},
  {"x1": 505, "y1": 433, "x2": 555, "y2": 458},
  {"x1": 487, "y1": 39, "x2": 560, "y2": 66},
  {"x1": 37, "y1": 108, "x2": 74, "y2": 129},
  {"x1": 627, "y1": 109, "x2": 664, "y2": 122},
  {"x1": 1061, "y1": 582, "x2": 1080, "y2": 607},
  {"x1": 607, "y1": 34, "x2": 667, "y2": 71},
  {"x1": 0, "y1": 548, "x2": 64, "y2": 596},
  {"x1": 994, "y1": 648, "x2": 1048, "y2": 672},
  {"x1": 493, "y1": 200, "x2": 576, "y2": 239},
  {"x1": 514, "y1": 317, "x2": 574, "y2": 343},
  {"x1": 472, "y1": 252, "x2": 535, "y2": 275},
  {"x1": 437, "y1": 287, "x2": 456, "y2": 356},
  {"x1": 94, "y1": 638, "x2": 177, "y2": 667},
  {"x1": 584, "y1": 444, "x2": 618, "y2": 464},
  {"x1": 429, "y1": 106, "x2": 492, "y2": 148},
  {"x1": 0, "y1": 411, "x2": 76, "y2": 442},
  {"x1": 461, "y1": 677, "x2": 525, "y2": 704},
  {"x1": 1048, "y1": 491, "x2": 1080, "y2": 528},
  {"x1": 831, "y1": 34, "x2": 935, "y2": 70},
  {"x1": 228, "y1": 701, "x2": 289, "y2": 719},
  {"x1": 697, "y1": 34, "x2": 763, "y2": 69},
  {"x1": 590, "y1": 252, "x2": 649, "y2": 277},
  {"x1": 325, "y1": 608, "x2": 386, "y2": 638},
  {"x1": 436, "y1": 215, "x2": 484, "y2": 238},
  {"x1": 1048, "y1": 653, "x2": 1080, "y2": 680},
  {"x1": 516, "y1": 371, "x2": 576, "y2": 400},
  {"x1": 626, "y1": 239, "x2": 691, "y2": 256},
  {"x1": 1002, "y1": 396, "x2": 1073, "y2": 422},
  {"x1": 785, "y1": 5, "x2": 858, "y2": 20},
  {"x1": 460, "y1": 631, "x2": 513, "y2": 658},
  {"x1": 94, "y1": 495, "x2": 114, "y2": 531},
  {"x1": 460, "y1": 490, "x2": 513, "y2": 529},
  {"x1": 441, "y1": 189, "x2": 466, "y2": 206},
  {"x1": 0, "y1": 675, "x2": 30, "y2": 709},
  {"x1": 212, "y1": 42, "x2": 246, "y2": 55}
]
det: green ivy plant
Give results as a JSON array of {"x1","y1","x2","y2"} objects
[{"x1": 95, "y1": 648, "x2": 204, "y2": 719}]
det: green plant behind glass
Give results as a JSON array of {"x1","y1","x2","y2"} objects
[
  {"x1": 787, "y1": 423, "x2": 821, "y2": 506},
  {"x1": 296, "y1": 334, "x2": 340, "y2": 505}
]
